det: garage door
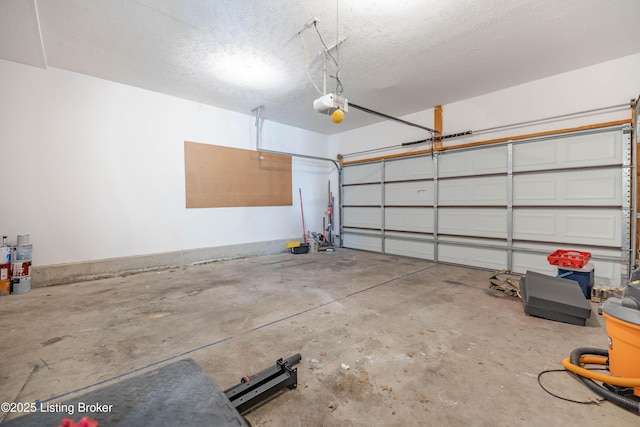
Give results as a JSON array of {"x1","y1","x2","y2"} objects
[{"x1": 341, "y1": 125, "x2": 632, "y2": 286}]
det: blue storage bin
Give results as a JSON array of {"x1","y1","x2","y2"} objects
[{"x1": 557, "y1": 262, "x2": 594, "y2": 299}]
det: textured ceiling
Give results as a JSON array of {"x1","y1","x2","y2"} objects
[{"x1": 2, "y1": 0, "x2": 640, "y2": 135}]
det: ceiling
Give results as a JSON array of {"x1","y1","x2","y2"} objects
[{"x1": 2, "y1": 0, "x2": 640, "y2": 135}]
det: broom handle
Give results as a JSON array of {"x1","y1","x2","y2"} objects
[{"x1": 299, "y1": 188, "x2": 307, "y2": 244}]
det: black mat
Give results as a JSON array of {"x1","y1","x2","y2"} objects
[
  {"x1": 521, "y1": 270, "x2": 592, "y2": 326},
  {"x1": 3, "y1": 359, "x2": 249, "y2": 427}
]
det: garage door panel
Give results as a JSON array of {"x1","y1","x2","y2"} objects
[
  {"x1": 343, "y1": 207, "x2": 381, "y2": 229},
  {"x1": 511, "y1": 251, "x2": 557, "y2": 276},
  {"x1": 513, "y1": 131, "x2": 622, "y2": 172},
  {"x1": 513, "y1": 209, "x2": 621, "y2": 247},
  {"x1": 438, "y1": 208, "x2": 507, "y2": 238},
  {"x1": 386, "y1": 156, "x2": 434, "y2": 181},
  {"x1": 342, "y1": 231, "x2": 382, "y2": 252},
  {"x1": 438, "y1": 146, "x2": 507, "y2": 177},
  {"x1": 512, "y1": 250, "x2": 621, "y2": 287},
  {"x1": 514, "y1": 169, "x2": 622, "y2": 205},
  {"x1": 385, "y1": 236, "x2": 434, "y2": 260},
  {"x1": 340, "y1": 127, "x2": 628, "y2": 287},
  {"x1": 385, "y1": 207, "x2": 434, "y2": 233},
  {"x1": 513, "y1": 241, "x2": 622, "y2": 257},
  {"x1": 343, "y1": 163, "x2": 381, "y2": 184},
  {"x1": 344, "y1": 184, "x2": 381, "y2": 205},
  {"x1": 438, "y1": 243, "x2": 507, "y2": 270},
  {"x1": 385, "y1": 181, "x2": 434, "y2": 205},
  {"x1": 439, "y1": 176, "x2": 507, "y2": 205},
  {"x1": 565, "y1": 213, "x2": 620, "y2": 243},
  {"x1": 588, "y1": 261, "x2": 621, "y2": 287}
]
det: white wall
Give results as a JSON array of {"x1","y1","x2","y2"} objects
[
  {"x1": 332, "y1": 52, "x2": 640, "y2": 159},
  {"x1": 0, "y1": 59, "x2": 332, "y2": 267},
  {"x1": 259, "y1": 120, "x2": 338, "y2": 244}
]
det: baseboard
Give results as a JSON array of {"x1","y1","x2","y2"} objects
[{"x1": 31, "y1": 239, "x2": 296, "y2": 288}]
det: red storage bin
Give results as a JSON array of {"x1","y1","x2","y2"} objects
[{"x1": 547, "y1": 250, "x2": 591, "y2": 269}]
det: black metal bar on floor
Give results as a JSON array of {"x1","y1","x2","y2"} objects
[{"x1": 224, "y1": 354, "x2": 301, "y2": 415}]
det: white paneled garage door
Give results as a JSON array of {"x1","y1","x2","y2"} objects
[{"x1": 341, "y1": 125, "x2": 632, "y2": 286}]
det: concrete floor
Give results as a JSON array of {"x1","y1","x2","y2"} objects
[{"x1": 0, "y1": 249, "x2": 637, "y2": 426}]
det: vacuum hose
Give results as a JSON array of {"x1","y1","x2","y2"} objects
[{"x1": 562, "y1": 347, "x2": 640, "y2": 413}]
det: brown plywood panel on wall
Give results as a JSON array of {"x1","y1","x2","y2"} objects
[{"x1": 184, "y1": 141, "x2": 292, "y2": 208}]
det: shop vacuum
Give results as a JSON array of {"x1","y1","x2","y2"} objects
[{"x1": 562, "y1": 272, "x2": 640, "y2": 413}]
